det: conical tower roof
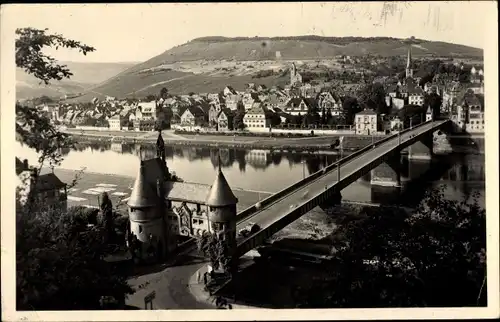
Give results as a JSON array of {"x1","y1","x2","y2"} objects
[
  {"x1": 426, "y1": 105, "x2": 432, "y2": 114},
  {"x1": 127, "y1": 161, "x2": 159, "y2": 208},
  {"x1": 206, "y1": 155, "x2": 238, "y2": 207}
]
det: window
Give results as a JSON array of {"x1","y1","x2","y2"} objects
[
  {"x1": 198, "y1": 219, "x2": 204, "y2": 225},
  {"x1": 193, "y1": 219, "x2": 198, "y2": 224},
  {"x1": 139, "y1": 225, "x2": 143, "y2": 233}
]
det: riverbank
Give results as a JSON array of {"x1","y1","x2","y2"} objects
[{"x1": 65, "y1": 129, "x2": 485, "y2": 154}]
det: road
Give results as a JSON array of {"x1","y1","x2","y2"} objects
[
  {"x1": 234, "y1": 121, "x2": 448, "y2": 245},
  {"x1": 126, "y1": 256, "x2": 212, "y2": 309}
]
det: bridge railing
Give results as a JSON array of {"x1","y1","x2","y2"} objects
[{"x1": 236, "y1": 120, "x2": 433, "y2": 223}]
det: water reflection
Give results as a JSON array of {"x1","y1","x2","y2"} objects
[
  {"x1": 22, "y1": 141, "x2": 485, "y2": 207},
  {"x1": 62, "y1": 142, "x2": 343, "y2": 174}
]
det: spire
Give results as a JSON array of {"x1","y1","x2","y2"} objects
[
  {"x1": 206, "y1": 164, "x2": 238, "y2": 207},
  {"x1": 127, "y1": 161, "x2": 159, "y2": 208},
  {"x1": 406, "y1": 45, "x2": 412, "y2": 69}
]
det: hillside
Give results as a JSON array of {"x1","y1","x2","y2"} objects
[
  {"x1": 65, "y1": 36, "x2": 483, "y2": 102},
  {"x1": 16, "y1": 61, "x2": 137, "y2": 100}
]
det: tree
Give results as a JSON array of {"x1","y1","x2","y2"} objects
[
  {"x1": 145, "y1": 94, "x2": 157, "y2": 102},
  {"x1": 357, "y1": 83, "x2": 388, "y2": 115},
  {"x1": 15, "y1": 28, "x2": 134, "y2": 310},
  {"x1": 298, "y1": 186, "x2": 486, "y2": 307},
  {"x1": 16, "y1": 28, "x2": 95, "y2": 84},
  {"x1": 325, "y1": 108, "x2": 333, "y2": 125},
  {"x1": 159, "y1": 87, "x2": 169, "y2": 99},
  {"x1": 232, "y1": 104, "x2": 246, "y2": 130},
  {"x1": 424, "y1": 92, "x2": 442, "y2": 119},
  {"x1": 341, "y1": 96, "x2": 361, "y2": 125},
  {"x1": 266, "y1": 112, "x2": 281, "y2": 127},
  {"x1": 398, "y1": 104, "x2": 426, "y2": 127},
  {"x1": 16, "y1": 201, "x2": 134, "y2": 310},
  {"x1": 197, "y1": 232, "x2": 233, "y2": 273}
]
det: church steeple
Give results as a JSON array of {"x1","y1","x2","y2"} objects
[{"x1": 406, "y1": 45, "x2": 413, "y2": 79}]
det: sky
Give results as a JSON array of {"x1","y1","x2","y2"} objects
[{"x1": 3, "y1": 2, "x2": 495, "y2": 63}]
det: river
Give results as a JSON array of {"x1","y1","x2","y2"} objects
[{"x1": 15, "y1": 141, "x2": 485, "y2": 208}]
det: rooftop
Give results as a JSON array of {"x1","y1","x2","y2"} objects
[
  {"x1": 206, "y1": 167, "x2": 238, "y2": 207},
  {"x1": 356, "y1": 109, "x2": 377, "y2": 115}
]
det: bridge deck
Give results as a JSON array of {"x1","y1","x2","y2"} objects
[{"x1": 235, "y1": 120, "x2": 449, "y2": 256}]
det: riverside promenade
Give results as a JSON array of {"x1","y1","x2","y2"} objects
[{"x1": 63, "y1": 129, "x2": 385, "y2": 150}]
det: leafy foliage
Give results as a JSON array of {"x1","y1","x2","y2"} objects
[
  {"x1": 424, "y1": 92, "x2": 442, "y2": 118},
  {"x1": 16, "y1": 104, "x2": 74, "y2": 169},
  {"x1": 299, "y1": 186, "x2": 486, "y2": 307},
  {"x1": 341, "y1": 96, "x2": 361, "y2": 125},
  {"x1": 197, "y1": 232, "x2": 233, "y2": 273},
  {"x1": 16, "y1": 200, "x2": 134, "y2": 310},
  {"x1": 232, "y1": 104, "x2": 246, "y2": 130},
  {"x1": 357, "y1": 83, "x2": 389, "y2": 115},
  {"x1": 397, "y1": 104, "x2": 426, "y2": 127},
  {"x1": 15, "y1": 28, "x2": 134, "y2": 310},
  {"x1": 16, "y1": 28, "x2": 95, "y2": 84}
]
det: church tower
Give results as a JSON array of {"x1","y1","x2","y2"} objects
[
  {"x1": 406, "y1": 45, "x2": 413, "y2": 79},
  {"x1": 206, "y1": 153, "x2": 239, "y2": 257},
  {"x1": 290, "y1": 62, "x2": 297, "y2": 84}
]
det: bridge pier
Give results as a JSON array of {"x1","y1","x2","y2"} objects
[{"x1": 370, "y1": 153, "x2": 403, "y2": 188}]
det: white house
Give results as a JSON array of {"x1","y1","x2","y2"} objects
[
  {"x1": 137, "y1": 101, "x2": 157, "y2": 120},
  {"x1": 243, "y1": 104, "x2": 269, "y2": 130},
  {"x1": 355, "y1": 109, "x2": 379, "y2": 135},
  {"x1": 108, "y1": 115, "x2": 126, "y2": 131}
]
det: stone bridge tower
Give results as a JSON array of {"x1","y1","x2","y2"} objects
[{"x1": 206, "y1": 154, "x2": 239, "y2": 258}]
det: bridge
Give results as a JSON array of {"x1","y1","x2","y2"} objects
[{"x1": 232, "y1": 119, "x2": 450, "y2": 258}]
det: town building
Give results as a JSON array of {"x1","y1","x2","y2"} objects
[
  {"x1": 180, "y1": 106, "x2": 207, "y2": 127},
  {"x1": 16, "y1": 158, "x2": 67, "y2": 211},
  {"x1": 133, "y1": 119, "x2": 155, "y2": 131},
  {"x1": 243, "y1": 103, "x2": 269, "y2": 129},
  {"x1": 407, "y1": 86, "x2": 425, "y2": 106},
  {"x1": 223, "y1": 86, "x2": 237, "y2": 97},
  {"x1": 317, "y1": 91, "x2": 342, "y2": 116},
  {"x1": 217, "y1": 108, "x2": 234, "y2": 131},
  {"x1": 208, "y1": 105, "x2": 220, "y2": 126},
  {"x1": 392, "y1": 97, "x2": 405, "y2": 110},
  {"x1": 284, "y1": 97, "x2": 319, "y2": 116},
  {"x1": 355, "y1": 109, "x2": 379, "y2": 135},
  {"x1": 108, "y1": 115, "x2": 127, "y2": 131},
  {"x1": 137, "y1": 101, "x2": 157, "y2": 120},
  {"x1": 242, "y1": 92, "x2": 261, "y2": 110},
  {"x1": 455, "y1": 92, "x2": 485, "y2": 133}
]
